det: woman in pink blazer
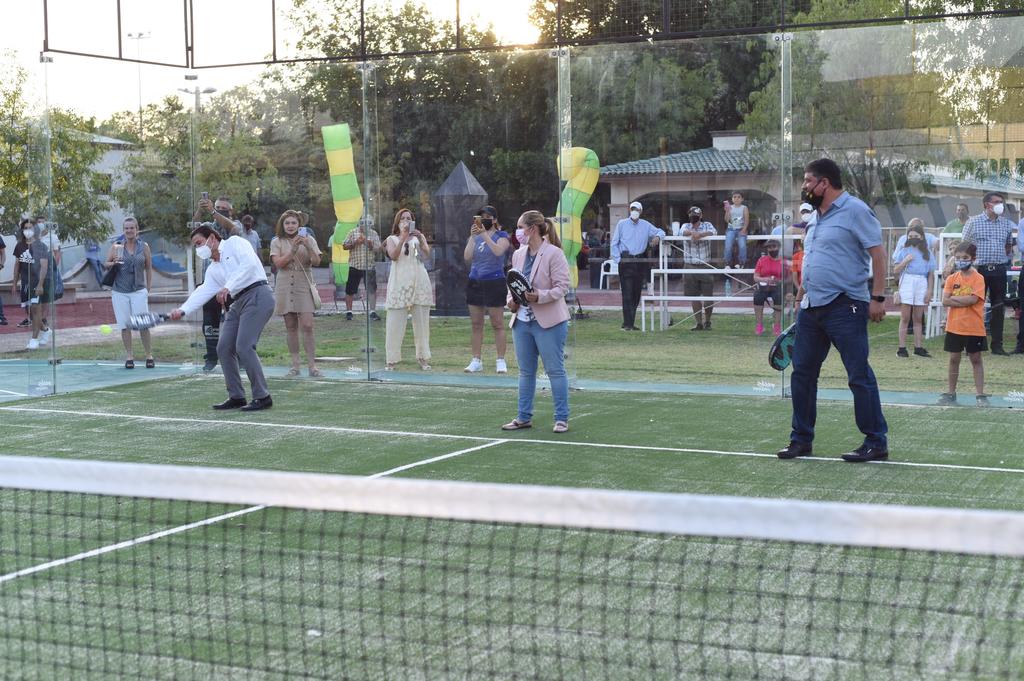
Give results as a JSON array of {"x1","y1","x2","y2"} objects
[{"x1": 502, "y1": 210, "x2": 571, "y2": 433}]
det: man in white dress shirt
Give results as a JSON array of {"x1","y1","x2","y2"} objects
[{"x1": 171, "y1": 223, "x2": 275, "y2": 411}]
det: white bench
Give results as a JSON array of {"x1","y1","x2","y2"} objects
[{"x1": 640, "y1": 294, "x2": 755, "y2": 331}]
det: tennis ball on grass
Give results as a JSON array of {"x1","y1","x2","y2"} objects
[{"x1": 99, "y1": 324, "x2": 112, "y2": 335}]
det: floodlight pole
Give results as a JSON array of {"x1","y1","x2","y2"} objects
[{"x1": 126, "y1": 32, "x2": 150, "y2": 139}]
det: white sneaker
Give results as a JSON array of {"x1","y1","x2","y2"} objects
[
  {"x1": 26, "y1": 338, "x2": 40, "y2": 350},
  {"x1": 495, "y1": 358, "x2": 508, "y2": 374},
  {"x1": 464, "y1": 358, "x2": 483, "y2": 373},
  {"x1": 38, "y1": 329, "x2": 52, "y2": 346}
]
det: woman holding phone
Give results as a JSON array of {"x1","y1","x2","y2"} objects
[
  {"x1": 384, "y1": 208, "x2": 433, "y2": 370},
  {"x1": 463, "y1": 205, "x2": 511, "y2": 374},
  {"x1": 502, "y1": 210, "x2": 571, "y2": 433}
]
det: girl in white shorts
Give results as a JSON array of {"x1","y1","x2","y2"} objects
[{"x1": 892, "y1": 220, "x2": 936, "y2": 357}]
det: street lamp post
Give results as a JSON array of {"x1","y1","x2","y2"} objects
[
  {"x1": 177, "y1": 77, "x2": 216, "y2": 294},
  {"x1": 126, "y1": 32, "x2": 150, "y2": 139}
]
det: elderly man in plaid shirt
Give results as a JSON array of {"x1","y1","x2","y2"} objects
[
  {"x1": 341, "y1": 217, "x2": 382, "y2": 321},
  {"x1": 962, "y1": 191, "x2": 1017, "y2": 355}
]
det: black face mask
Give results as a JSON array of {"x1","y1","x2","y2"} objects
[
  {"x1": 801, "y1": 179, "x2": 825, "y2": 209},
  {"x1": 690, "y1": 216, "x2": 701, "y2": 224},
  {"x1": 767, "y1": 250, "x2": 780, "y2": 257},
  {"x1": 481, "y1": 218, "x2": 494, "y2": 228}
]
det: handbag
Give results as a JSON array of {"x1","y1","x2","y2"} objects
[
  {"x1": 303, "y1": 267, "x2": 322, "y2": 310},
  {"x1": 101, "y1": 263, "x2": 119, "y2": 288}
]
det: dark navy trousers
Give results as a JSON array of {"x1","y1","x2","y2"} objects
[{"x1": 789, "y1": 294, "x2": 888, "y2": 448}]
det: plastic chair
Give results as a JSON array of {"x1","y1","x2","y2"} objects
[{"x1": 599, "y1": 260, "x2": 619, "y2": 289}]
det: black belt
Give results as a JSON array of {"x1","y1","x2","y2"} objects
[
  {"x1": 979, "y1": 264, "x2": 1006, "y2": 272},
  {"x1": 235, "y1": 280, "x2": 268, "y2": 296}
]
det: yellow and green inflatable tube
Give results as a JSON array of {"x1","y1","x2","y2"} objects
[
  {"x1": 555, "y1": 147, "x2": 599, "y2": 288},
  {"x1": 322, "y1": 123, "x2": 364, "y2": 285}
]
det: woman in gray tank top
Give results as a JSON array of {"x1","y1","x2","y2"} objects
[{"x1": 106, "y1": 217, "x2": 155, "y2": 369}]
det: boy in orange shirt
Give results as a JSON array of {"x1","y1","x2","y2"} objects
[{"x1": 938, "y1": 242, "x2": 988, "y2": 406}]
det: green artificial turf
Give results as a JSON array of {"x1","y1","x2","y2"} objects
[{"x1": 1, "y1": 379, "x2": 1022, "y2": 679}]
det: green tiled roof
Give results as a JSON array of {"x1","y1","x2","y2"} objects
[{"x1": 601, "y1": 148, "x2": 755, "y2": 176}]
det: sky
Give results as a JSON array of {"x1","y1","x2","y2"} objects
[{"x1": 2, "y1": 0, "x2": 541, "y2": 121}]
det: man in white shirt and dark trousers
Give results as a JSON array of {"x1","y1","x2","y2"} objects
[
  {"x1": 610, "y1": 200, "x2": 664, "y2": 330},
  {"x1": 171, "y1": 224, "x2": 275, "y2": 411}
]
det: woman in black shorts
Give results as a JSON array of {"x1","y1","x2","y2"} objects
[{"x1": 463, "y1": 206, "x2": 511, "y2": 374}]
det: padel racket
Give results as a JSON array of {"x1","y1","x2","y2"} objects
[
  {"x1": 126, "y1": 313, "x2": 170, "y2": 330},
  {"x1": 506, "y1": 268, "x2": 533, "y2": 306},
  {"x1": 769, "y1": 322, "x2": 797, "y2": 371}
]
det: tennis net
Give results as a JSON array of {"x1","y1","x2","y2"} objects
[{"x1": 2, "y1": 454, "x2": 1023, "y2": 680}]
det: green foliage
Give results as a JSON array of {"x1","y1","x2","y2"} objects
[
  {"x1": 104, "y1": 92, "x2": 289, "y2": 243},
  {"x1": 0, "y1": 64, "x2": 111, "y2": 242}
]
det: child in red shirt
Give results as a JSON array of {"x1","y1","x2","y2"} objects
[
  {"x1": 939, "y1": 242, "x2": 988, "y2": 406},
  {"x1": 753, "y1": 240, "x2": 784, "y2": 336}
]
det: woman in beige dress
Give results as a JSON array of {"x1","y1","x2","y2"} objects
[
  {"x1": 384, "y1": 208, "x2": 433, "y2": 370},
  {"x1": 270, "y1": 210, "x2": 323, "y2": 376}
]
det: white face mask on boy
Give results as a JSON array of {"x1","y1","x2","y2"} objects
[
  {"x1": 195, "y1": 244, "x2": 212, "y2": 261},
  {"x1": 629, "y1": 210, "x2": 640, "y2": 221}
]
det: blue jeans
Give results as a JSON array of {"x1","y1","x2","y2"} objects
[
  {"x1": 87, "y1": 258, "x2": 104, "y2": 287},
  {"x1": 724, "y1": 228, "x2": 747, "y2": 267},
  {"x1": 789, "y1": 295, "x2": 887, "y2": 448},
  {"x1": 513, "y1": 319, "x2": 569, "y2": 423}
]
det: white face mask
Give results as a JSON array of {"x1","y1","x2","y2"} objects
[
  {"x1": 992, "y1": 202, "x2": 1005, "y2": 216},
  {"x1": 515, "y1": 228, "x2": 526, "y2": 243},
  {"x1": 195, "y1": 244, "x2": 212, "y2": 261},
  {"x1": 23, "y1": 229, "x2": 35, "y2": 239},
  {"x1": 629, "y1": 210, "x2": 640, "y2": 220}
]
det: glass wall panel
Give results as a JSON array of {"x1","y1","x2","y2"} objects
[
  {"x1": 369, "y1": 48, "x2": 562, "y2": 384},
  {"x1": 568, "y1": 36, "x2": 787, "y2": 396},
  {"x1": 798, "y1": 16, "x2": 1024, "y2": 407},
  {"x1": 22, "y1": 53, "x2": 204, "y2": 398},
  {"x1": 19, "y1": 12, "x2": 1021, "y2": 408},
  {"x1": 0, "y1": 57, "x2": 56, "y2": 399},
  {"x1": 194, "y1": 60, "x2": 381, "y2": 382}
]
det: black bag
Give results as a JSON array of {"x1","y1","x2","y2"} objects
[{"x1": 100, "y1": 264, "x2": 119, "y2": 288}]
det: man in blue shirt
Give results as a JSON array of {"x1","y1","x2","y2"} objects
[
  {"x1": 611, "y1": 200, "x2": 665, "y2": 330},
  {"x1": 777, "y1": 159, "x2": 890, "y2": 463}
]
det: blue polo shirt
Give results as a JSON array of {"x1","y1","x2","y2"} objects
[
  {"x1": 611, "y1": 218, "x2": 665, "y2": 263},
  {"x1": 801, "y1": 192, "x2": 882, "y2": 307}
]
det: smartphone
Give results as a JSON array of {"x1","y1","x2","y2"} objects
[
  {"x1": 201, "y1": 191, "x2": 209, "y2": 201},
  {"x1": 473, "y1": 216, "x2": 482, "y2": 228},
  {"x1": 408, "y1": 220, "x2": 416, "y2": 232}
]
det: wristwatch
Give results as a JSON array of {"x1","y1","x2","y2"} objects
[{"x1": 870, "y1": 295, "x2": 886, "y2": 302}]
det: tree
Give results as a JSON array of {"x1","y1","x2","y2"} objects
[
  {"x1": 104, "y1": 93, "x2": 288, "y2": 243},
  {"x1": 1, "y1": 63, "x2": 112, "y2": 242}
]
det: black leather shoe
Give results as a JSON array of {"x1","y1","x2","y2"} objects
[
  {"x1": 841, "y1": 445, "x2": 889, "y2": 463},
  {"x1": 212, "y1": 397, "x2": 247, "y2": 410},
  {"x1": 240, "y1": 395, "x2": 273, "y2": 412},
  {"x1": 1013, "y1": 346, "x2": 1024, "y2": 355},
  {"x1": 203, "y1": 360, "x2": 218, "y2": 372},
  {"x1": 991, "y1": 347, "x2": 1009, "y2": 356},
  {"x1": 777, "y1": 442, "x2": 813, "y2": 459}
]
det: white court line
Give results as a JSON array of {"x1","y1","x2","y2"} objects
[
  {"x1": 0, "y1": 389, "x2": 28, "y2": 397},
  {"x1": 0, "y1": 505, "x2": 264, "y2": 585},
  {"x1": 0, "y1": 439, "x2": 507, "y2": 584},
  {"x1": 1, "y1": 405, "x2": 1022, "y2": 476}
]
